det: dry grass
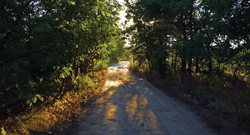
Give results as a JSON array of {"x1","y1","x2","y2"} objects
[
  {"x1": 0, "y1": 65, "x2": 133, "y2": 135},
  {"x1": 131, "y1": 65, "x2": 250, "y2": 134},
  {"x1": 0, "y1": 69, "x2": 107, "y2": 135}
]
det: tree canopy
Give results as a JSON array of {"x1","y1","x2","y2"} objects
[
  {"x1": 0, "y1": 0, "x2": 126, "y2": 115},
  {"x1": 125, "y1": 0, "x2": 250, "y2": 78}
]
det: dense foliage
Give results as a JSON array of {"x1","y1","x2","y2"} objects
[
  {"x1": 125, "y1": 0, "x2": 250, "y2": 131},
  {"x1": 125, "y1": 0, "x2": 250, "y2": 78},
  {"x1": 0, "y1": 0, "x2": 125, "y2": 116}
]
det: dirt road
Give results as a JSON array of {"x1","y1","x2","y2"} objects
[{"x1": 72, "y1": 61, "x2": 214, "y2": 135}]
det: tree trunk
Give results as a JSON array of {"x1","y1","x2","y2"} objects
[
  {"x1": 181, "y1": 59, "x2": 186, "y2": 74},
  {"x1": 171, "y1": 49, "x2": 174, "y2": 68},
  {"x1": 181, "y1": 59, "x2": 186, "y2": 82},
  {"x1": 195, "y1": 58, "x2": 199, "y2": 73},
  {"x1": 158, "y1": 56, "x2": 165, "y2": 78},
  {"x1": 28, "y1": 14, "x2": 37, "y2": 81},
  {"x1": 188, "y1": 0, "x2": 193, "y2": 76}
]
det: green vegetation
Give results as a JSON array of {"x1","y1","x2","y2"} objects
[
  {"x1": 1, "y1": 69, "x2": 107, "y2": 134},
  {"x1": 0, "y1": 0, "x2": 126, "y2": 134},
  {"x1": 1, "y1": 0, "x2": 249, "y2": 133},
  {"x1": 125, "y1": 0, "x2": 250, "y2": 131}
]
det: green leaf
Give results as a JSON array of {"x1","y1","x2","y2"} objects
[
  {"x1": 68, "y1": 1, "x2": 76, "y2": 5},
  {"x1": 1, "y1": 126, "x2": 6, "y2": 135}
]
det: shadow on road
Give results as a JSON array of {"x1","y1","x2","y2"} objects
[
  {"x1": 75, "y1": 77, "x2": 163, "y2": 135},
  {"x1": 73, "y1": 61, "x2": 213, "y2": 135}
]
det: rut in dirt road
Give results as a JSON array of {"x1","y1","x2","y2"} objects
[{"x1": 72, "y1": 61, "x2": 215, "y2": 135}]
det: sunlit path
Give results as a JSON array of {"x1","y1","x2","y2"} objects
[{"x1": 72, "y1": 61, "x2": 214, "y2": 135}]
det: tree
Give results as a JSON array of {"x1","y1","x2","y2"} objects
[
  {"x1": 125, "y1": 0, "x2": 198, "y2": 77},
  {"x1": 0, "y1": 0, "x2": 124, "y2": 115},
  {"x1": 125, "y1": 0, "x2": 250, "y2": 79}
]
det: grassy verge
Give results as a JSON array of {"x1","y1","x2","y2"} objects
[
  {"x1": 0, "y1": 68, "x2": 107, "y2": 135},
  {"x1": 129, "y1": 61, "x2": 250, "y2": 134}
]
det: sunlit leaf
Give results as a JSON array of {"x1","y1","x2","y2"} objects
[{"x1": 68, "y1": 1, "x2": 76, "y2": 5}]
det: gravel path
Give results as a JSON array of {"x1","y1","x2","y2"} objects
[{"x1": 72, "y1": 61, "x2": 215, "y2": 135}]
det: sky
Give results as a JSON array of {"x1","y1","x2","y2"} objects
[
  {"x1": 117, "y1": 0, "x2": 133, "y2": 29},
  {"x1": 117, "y1": 0, "x2": 133, "y2": 46}
]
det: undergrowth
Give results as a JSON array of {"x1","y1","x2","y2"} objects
[
  {"x1": 129, "y1": 60, "x2": 149, "y2": 72},
  {"x1": 129, "y1": 60, "x2": 250, "y2": 134},
  {"x1": 0, "y1": 69, "x2": 107, "y2": 135}
]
